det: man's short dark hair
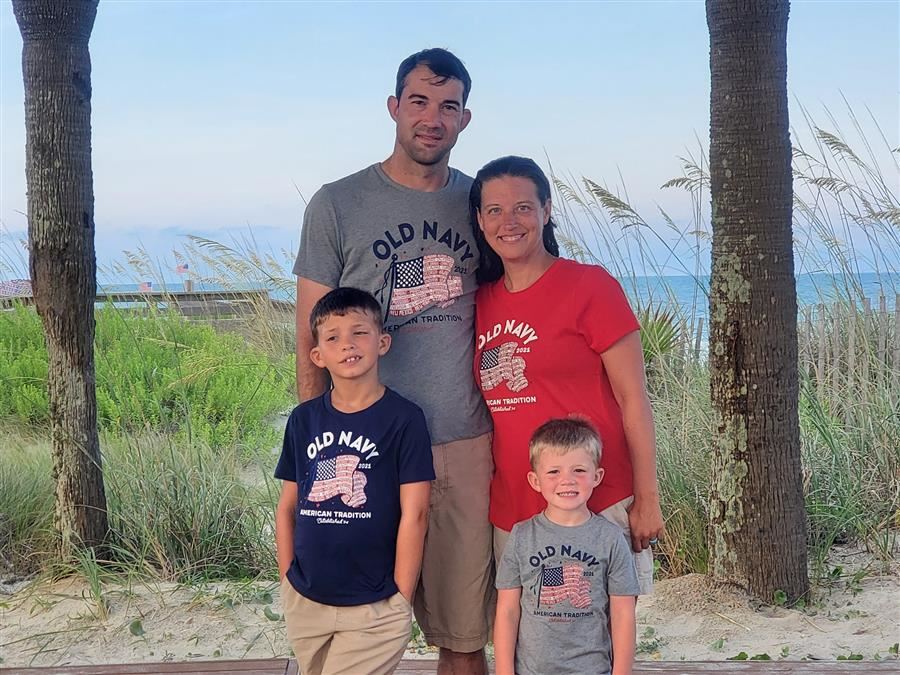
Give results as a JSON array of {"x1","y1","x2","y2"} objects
[
  {"x1": 310, "y1": 287, "x2": 384, "y2": 342},
  {"x1": 396, "y1": 48, "x2": 472, "y2": 106}
]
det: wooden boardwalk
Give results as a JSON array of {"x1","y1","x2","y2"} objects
[
  {"x1": 5, "y1": 658, "x2": 898, "y2": 674},
  {"x1": 0, "y1": 288, "x2": 293, "y2": 317}
]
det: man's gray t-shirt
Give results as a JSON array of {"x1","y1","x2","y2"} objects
[
  {"x1": 294, "y1": 163, "x2": 491, "y2": 445},
  {"x1": 496, "y1": 513, "x2": 640, "y2": 675}
]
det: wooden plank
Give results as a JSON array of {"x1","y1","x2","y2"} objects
[
  {"x1": 877, "y1": 293, "x2": 888, "y2": 386},
  {"x1": 862, "y1": 297, "x2": 872, "y2": 407},
  {"x1": 816, "y1": 303, "x2": 826, "y2": 397},
  {"x1": 893, "y1": 294, "x2": 900, "y2": 393},
  {"x1": 831, "y1": 306, "x2": 841, "y2": 407},
  {"x1": 7, "y1": 660, "x2": 898, "y2": 674},
  {"x1": 846, "y1": 303, "x2": 857, "y2": 425},
  {"x1": 693, "y1": 317, "x2": 704, "y2": 363},
  {"x1": 2, "y1": 660, "x2": 291, "y2": 675},
  {"x1": 631, "y1": 665, "x2": 900, "y2": 673}
]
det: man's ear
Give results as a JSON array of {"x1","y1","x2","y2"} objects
[
  {"x1": 378, "y1": 332, "x2": 391, "y2": 356},
  {"x1": 309, "y1": 346, "x2": 327, "y2": 370},
  {"x1": 460, "y1": 108, "x2": 472, "y2": 132},
  {"x1": 527, "y1": 471, "x2": 541, "y2": 493},
  {"x1": 387, "y1": 95, "x2": 400, "y2": 122}
]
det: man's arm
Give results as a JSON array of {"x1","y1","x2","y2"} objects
[
  {"x1": 295, "y1": 277, "x2": 332, "y2": 402},
  {"x1": 494, "y1": 587, "x2": 521, "y2": 675},
  {"x1": 275, "y1": 480, "x2": 299, "y2": 579},
  {"x1": 394, "y1": 481, "x2": 430, "y2": 602},
  {"x1": 609, "y1": 594, "x2": 636, "y2": 675},
  {"x1": 602, "y1": 331, "x2": 665, "y2": 552}
]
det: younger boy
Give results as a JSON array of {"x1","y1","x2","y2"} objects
[
  {"x1": 275, "y1": 287, "x2": 434, "y2": 675},
  {"x1": 494, "y1": 418, "x2": 639, "y2": 675}
]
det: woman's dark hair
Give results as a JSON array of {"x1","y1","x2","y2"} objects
[{"x1": 469, "y1": 156, "x2": 560, "y2": 284}]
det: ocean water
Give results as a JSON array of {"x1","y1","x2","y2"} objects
[
  {"x1": 12, "y1": 272, "x2": 898, "y2": 320},
  {"x1": 621, "y1": 272, "x2": 898, "y2": 320}
]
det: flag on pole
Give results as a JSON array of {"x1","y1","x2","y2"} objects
[
  {"x1": 138, "y1": 281, "x2": 153, "y2": 292},
  {"x1": 175, "y1": 263, "x2": 189, "y2": 274}
]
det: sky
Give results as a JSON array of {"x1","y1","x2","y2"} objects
[{"x1": 0, "y1": 0, "x2": 897, "y2": 279}]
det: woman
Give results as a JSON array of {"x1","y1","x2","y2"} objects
[{"x1": 471, "y1": 156, "x2": 664, "y2": 593}]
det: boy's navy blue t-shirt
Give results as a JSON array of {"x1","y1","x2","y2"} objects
[{"x1": 274, "y1": 387, "x2": 434, "y2": 606}]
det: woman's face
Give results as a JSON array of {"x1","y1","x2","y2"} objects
[{"x1": 477, "y1": 175, "x2": 552, "y2": 267}]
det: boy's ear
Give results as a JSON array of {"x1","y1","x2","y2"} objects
[
  {"x1": 594, "y1": 467, "x2": 605, "y2": 487},
  {"x1": 527, "y1": 470, "x2": 541, "y2": 493},
  {"x1": 309, "y1": 345, "x2": 327, "y2": 370},
  {"x1": 378, "y1": 332, "x2": 391, "y2": 356}
]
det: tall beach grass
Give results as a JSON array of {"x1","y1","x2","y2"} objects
[{"x1": 0, "y1": 106, "x2": 896, "y2": 587}]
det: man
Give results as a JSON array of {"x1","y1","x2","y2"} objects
[{"x1": 293, "y1": 48, "x2": 493, "y2": 674}]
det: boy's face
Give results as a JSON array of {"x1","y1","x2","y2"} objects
[
  {"x1": 527, "y1": 447, "x2": 604, "y2": 514},
  {"x1": 310, "y1": 310, "x2": 390, "y2": 383}
]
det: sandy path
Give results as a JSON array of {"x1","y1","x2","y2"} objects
[{"x1": 2, "y1": 556, "x2": 897, "y2": 668}]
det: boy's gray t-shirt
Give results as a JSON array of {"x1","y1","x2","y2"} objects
[
  {"x1": 294, "y1": 163, "x2": 491, "y2": 445},
  {"x1": 496, "y1": 513, "x2": 640, "y2": 675}
]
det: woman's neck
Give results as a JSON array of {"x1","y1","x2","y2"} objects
[{"x1": 502, "y1": 252, "x2": 557, "y2": 293}]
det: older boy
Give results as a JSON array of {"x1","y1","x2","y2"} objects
[
  {"x1": 494, "y1": 418, "x2": 639, "y2": 675},
  {"x1": 275, "y1": 287, "x2": 434, "y2": 675}
]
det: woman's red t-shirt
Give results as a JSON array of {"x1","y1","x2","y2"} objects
[{"x1": 474, "y1": 258, "x2": 640, "y2": 531}]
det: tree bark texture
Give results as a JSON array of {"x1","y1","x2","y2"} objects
[
  {"x1": 706, "y1": 0, "x2": 809, "y2": 602},
  {"x1": 12, "y1": 0, "x2": 108, "y2": 558}
]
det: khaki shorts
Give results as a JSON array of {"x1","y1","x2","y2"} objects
[
  {"x1": 493, "y1": 496, "x2": 654, "y2": 596},
  {"x1": 281, "y1": 576, "x2": 411, "y2": 675},
  {"x1": 413, "y1": 432, "x2": 494, "y2": 653}
]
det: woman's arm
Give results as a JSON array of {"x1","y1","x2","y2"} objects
[
  {"x1": 602, "y1": 331, "x2": 665, "y2": 551},
  {"x1": 275, "y1": 481, "x2": 299, "y2": 579},
  {"x1": 394, "y1": 481, "x2": 430, "y2": 602},
  {"x1": 494, "y1": 587, "x2": 522, "y2": 675}
]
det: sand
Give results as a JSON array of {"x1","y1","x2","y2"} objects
[{"x1": 2, "y1": 546, "x2": 898, "y2": 668}]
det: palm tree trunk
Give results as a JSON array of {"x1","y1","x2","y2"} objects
[
  {"x1": 706, "y1": 0, "x2": 809, "y2": 602},
  {"x1": 13, "y1": 0, "x2": 108, "y2": 559}
]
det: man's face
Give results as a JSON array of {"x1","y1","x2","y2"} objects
[{"x1": 388, "y1": 65, "x2": 471, "y2": 167}]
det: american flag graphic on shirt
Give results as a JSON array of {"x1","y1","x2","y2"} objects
[
  {"x1": 306, "y1": 454, "x2": 367, "y2": 507},
  {"x1": 479, "y1": 341, "x2": 528, "y2": 392},
  {"x1": 387, "y1": 254, "x2": 462, "y2": 317},
  {"x1": 538, "y1": 563, "x2": 592, "y2": 609}
]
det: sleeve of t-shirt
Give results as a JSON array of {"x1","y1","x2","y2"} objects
[
  {"x1": 576, "y1": 264, "x2": 640, "y2": 355},
  {"x1": 397, "y1": 405, "x2": 436, "y2": 484},
  {"x1": 274, "y1": 408, "x2": 302, "y2": 482},
  {"x1": 495, "y1": 524, "x2": 523, "y2": 589},
  {"x1": 606, "y1": 527, "x2": 641, "y2": 597},
  {"x1": 292, "y1": 185, "x2": 344, "y2": 286}
]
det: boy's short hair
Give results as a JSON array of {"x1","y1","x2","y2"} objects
[
  {"x1": 309, "y1": 287, "x2": 384, "y2": 342},
  {"x1": 529, "y1": 417, "x2": 602, "y2": 470}
]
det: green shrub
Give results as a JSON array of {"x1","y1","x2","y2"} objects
[{"x1": 0, "y1": 305, "x2": 294, "y2": 449}]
